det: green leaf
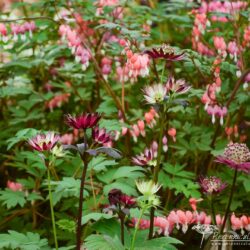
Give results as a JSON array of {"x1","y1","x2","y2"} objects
[
  {"x1": 85, "y1": 235, "x2": 125, "y2": 250},
  {"x1": 6, "y1": 128, "x2": 39, "y2": 150},
  {"x1": 0, "y1": 189, "x2": 26, "y2": 209},
  {"x1": 82, "y1": 213, "x2": 113, "y2": 225},
  {"x1": 0, "y1": 231, "x2": 49, "y2": 250},
  {"x1": 57, "y1": 219, "x2": 76, "y2": 233}
]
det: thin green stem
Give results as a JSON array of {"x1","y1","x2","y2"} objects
[
  {"x1": 148, "y1": 114, "x2": 165, "y2": 239},
  {"x1": 220, "y1": 168, "x2": 238, "y2": 234},
  {"x1": 161, "y1": 61, "x2": 167, "y2": 83},
  {"x1": 47, "y1": 168, "x2": 58, "y2": 250},
  {"x1": 130, "y1": 208, "x2": 146, "y2": 250}
]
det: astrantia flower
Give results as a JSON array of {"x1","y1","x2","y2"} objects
[
  {"x1": 65, "y1": 113, "x2": 101, "y2": 130},
  {"x1": 166, "y1": 77, "x2": 191, "y2": 95},
  {"x1": 145, "y1": 44, "x2": 185, "y2": 61},
  {"x1": 215, "y1": 143, "x2": 250, "y2": 173},
  {"x1": 199, "y1": 176, "x2": 227, "y2": 195},
  {"x1": 136, "y1": 180, "x2": 161, "y2": 197},
  {"x1": 28, "y1": 132, "x2": 60, "y2": 152},
  {"x1": 132, "y1": 142, "x2": 158, "y2": 166},
  {"x1": 92, "y1": 127, "x2": 113, "y2": 145},
  {"x1": 143, "y1": 84, "x2": 167, "y2": 104}
]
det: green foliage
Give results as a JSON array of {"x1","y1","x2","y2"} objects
[
  {"x1": 0, "y1": 231, "x2": 50, "y2": 250},
  {"x1": 160, "y1": 163, "x2": 201, "y2": 198},
  {"x1": 0, "y1": 189, "x2": 26, "y2": 209},
  {"x1": 85, "y1": 235, "x2": 125, "y2": 250}
]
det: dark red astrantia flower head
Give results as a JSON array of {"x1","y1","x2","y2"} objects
[
  {"x1": 65, "y1": 113, "x2": 101, "y2": 130},
  {"x1": 145, "y1": 44, "x2": 185, "y2": 61}
]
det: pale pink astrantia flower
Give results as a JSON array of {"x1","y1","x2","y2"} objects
[
  {"x1": 28, "y1": 132, "x2": 60, "y2": 152},
  {"x1": 215, "y1": 143, "x2": 250, "y2": 173},
  {"x1": 199, "y1": 176, "x2": 227, "y2": 195},
  {"x1": 143, "y1": 84, "x2": 167, "y2": 104},
  {"x1": 132, "y1": 142, "x2": 158, "y2": 166}
]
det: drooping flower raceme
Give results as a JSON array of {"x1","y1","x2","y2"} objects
[
  {"x1": 28, "y1": 132, "x2": 60, "y2": 152},
  {"x1": 199, "y1": 176, "x2": 227, "y2": 195},
  {"x1": 215, "y1": 143, "x2": 250, "y2": 173},
  {"x1": 65, "y1": 113, "x2": 101, "y2": 130}
]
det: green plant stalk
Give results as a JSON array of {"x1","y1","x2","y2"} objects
[
  {"x1": 220, "y1": 168, "x2": 238, "y2": 234},
  {"x1": 47, "y1": 168, "x2": 58, "y2": 250},
  {"x1": 148, "y1": 114, "x2": 165, "y2": 239},
  {"x1": 130, "y1": 207, "x2": 146, "y2": 250}
]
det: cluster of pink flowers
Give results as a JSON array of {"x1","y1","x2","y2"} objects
[
  {"x1": 191, "y1": 12, "x2": 214, "y2": 56},
  {"x1": 115, "y1": 108, "x2": 157, "y2": 142},
  {"x1": 132, "y1": 210, "x2": 250, "y2": 236},
  {"x1": 200, "y1": 1, "x2": 247, "y2": 22},
  {"x1": 132, "y1": 210, "x2": 211, "y2": 236},
  {"x1": 192, "y1": 1, "x2": 248, "y2": 124},
  {"x1": 59, "y1": 24, "x2": 91, "y2": 71},
  {"x1": 116, "y1": 39, "x2": 150, "y2": 83},
  {"x1": 101, "y1": 57, "x2": 112, "y2": 79},
  {"x1": 201, "y1": 57, "x2": 228, "y2": 125},
  {"x1": 7, "y1": 180, "x2": 23, "y2": 192},
  {"x1": 243, "y1": 26, "x2": 250, "y2": 47},
  {"x1": 95, "y1": 0, "x2": 123, "y2": 19},
  {"x1": 0, "y1": 21, "x2": 36, "y2": 42},
  {"x1": 46, "y1": 93, "x2": 70, "y2": 111},
  {"x1": 230, "y1": 214, "x2": 250, "y2": 234},
  {"x1": 225, "y1": 125, "x2": 239, "y2": 141},
  {"x1": 206, "y1": 105, "x2": 227, "y2": 125}
]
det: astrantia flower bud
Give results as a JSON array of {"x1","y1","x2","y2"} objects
[
  {"x1": 215, "y1": 143, "x2": 250, "y2": 173},
  {"x1": 51, "y1": 145, "x2": 65, "y2": 157}
]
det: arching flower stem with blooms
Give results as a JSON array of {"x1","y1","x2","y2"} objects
[
  {"x1": 215, "y1": 143, "x2": 250, "y2": 235},
  {"x1": 28, "y1": 132, "x2": 59, "y2": 250},
  {"x1": 65, "y1": 113, "x2": 99, "y2": 250},
  {"x1": 149, "y1": 110, "x2": 165, "y2": 239},
  {"x1": 131, "y1": 180, "x2": 160, "y2": 250},
  {"x1": 64, "y1": 112, "x2": 121, "y2": 249}
]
